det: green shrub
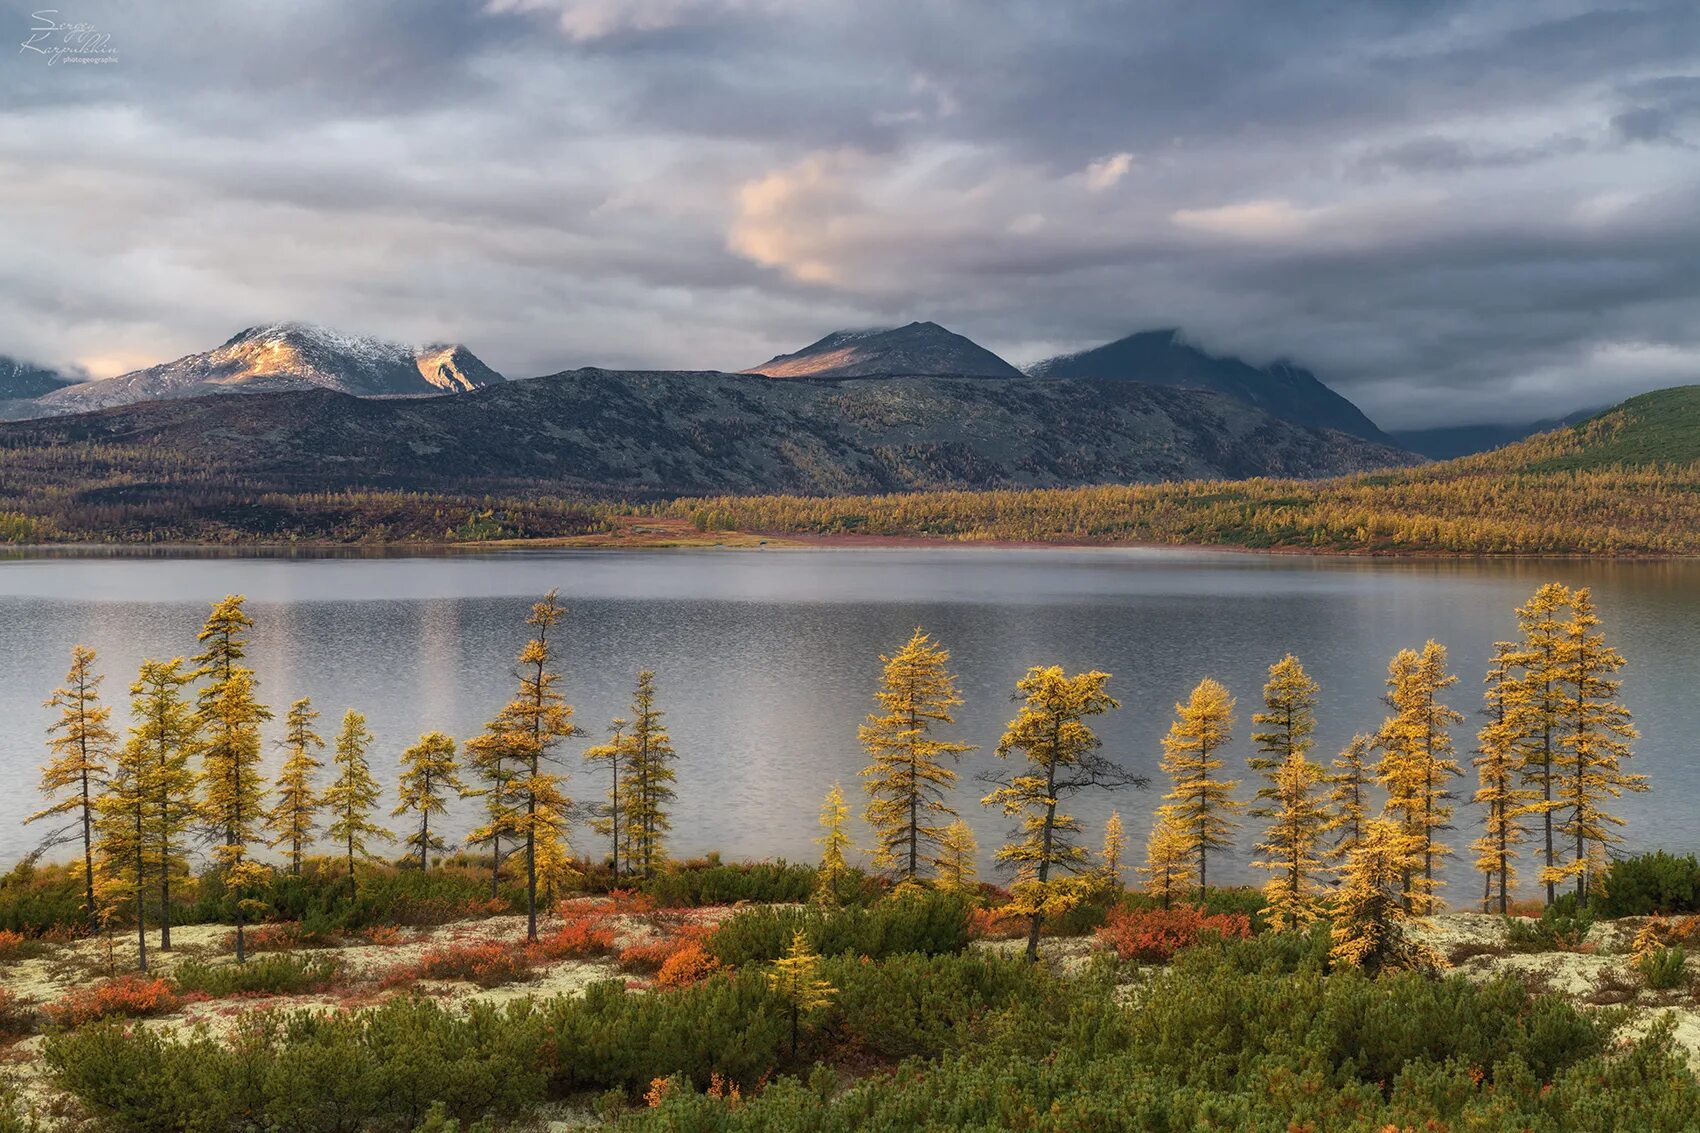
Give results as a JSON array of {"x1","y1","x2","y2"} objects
[
  {"x1": 172, "y1": 954, "x2": 344, "y2": 997},
  {"x1": 1597, "y1": 852, "x2": 1700, "y2": 917},
  {"x1": 0, "y1": 858, "x2": 87, "y2": 935},
  {"x1": 707, "y1": 890, "x2": 970, "y2": 966},
  {"x1": 1635, "y1": 945, "x2": 1687, "y2": 990},
  {"x1": 639, "y1": 860, "x2": 819, "y2": 907},
  {"x1": 1505, "y1": 896, "x2": 1595, "y2": 952}
]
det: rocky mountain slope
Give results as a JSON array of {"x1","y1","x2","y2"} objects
[
  {"x1": 744, "y1": 321, "x2": 1023, "y2": 379},
  {"x1": 0, "y1": 368, "x2": 1418, "y2": 498},
  {"x1": 8, "y1": 324, "x2": 503, "y2": 419},
  {"x1": 1028, "y1": 329, "x2": 1391, "y2": 444},
  {"x1": 0, "y1": 356, "x2": 74, "y2": 400}
]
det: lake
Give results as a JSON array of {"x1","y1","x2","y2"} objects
[{"x1": 1, "y1": 547, "x2": 1695, "y2": 897}]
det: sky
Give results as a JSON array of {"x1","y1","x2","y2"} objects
[{"x1": 3, "y1": 1, "x2": 1698, "y2": 429}]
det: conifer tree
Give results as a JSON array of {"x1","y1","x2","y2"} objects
[
  {"x1": 1252, "y1": 752, "x2": 1329, "y2": 930},
  {"x1": 583, "y1": 717, "x2": 630, "y2": 876},
  {"x1": 464, "y1": 724, "x2": 519, "y2": 898},
  {"x1": 1374, "y1": 642, "x2": 1463, "y2": 914},
  {"x1": 392, "y1": 731, "x2": 466, "y2": 871},
  {"x1": 325, "y1": 709, "x2": 390, "y2": 898},
  {"x1": 621, "y1": 670, "x2": 676, "y2": 879},
  {"x1": 1249, "y1": 654, "x2": 1319, "y2": 778},
  {"x1": 95, "y1": 730, "x2": 153, "y2": 971},
  {"x1": 1554, "y1": 588, "x2": 1645, "y2": 901},
  {"x1": 29, "y1": 646, "x2": 116, "y2": 929},
  {"x1": 767, "y1": 929, "x2": 835, "y2": 1059},
  {"x1": 814, "y1": 783, "x2": 853, "y2": 902},
  {"x1": 193, "y1": 596, "x2": 273, "y2": 963},
  {"x1": 982, "y1": 666, "x2": 1139, "y2": 960},
  {"x1": 1329, "y1": 817, "x2": 1424, "y2": 974},
  {"x1": 1156, "y1": 677, "x2": 1242, "y2": 898},
  {"x1": 938, "y1": 819, "x2": 978, "y2": 892},
  {"x1": 485, "y1": 591, "x2": 581, "y2": 942},
  {"x1": 1100, "y1": 810, "x2": 1127, "y2": 884},
  {"x1": 266, "y1": 697, "x2": 325, "y2": 877},
  {"x1": 1473, "y1": 641, "x2": 1535, "y2": 913},
  {"x1": 1324, "y1": 733, "x2": 1376, "y2": 869},
  {"x1": 859, "y1": 629, "x2": 974, "y2": 884},
  {"x1": 1139, "y1": 815, "x2": 1194, "y2": 909},
  {"x1": 1514, "y1": 582, "x2": 1573, "y2": 905}
]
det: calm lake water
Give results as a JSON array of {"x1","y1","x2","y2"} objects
[{"x1": 1, "y1": 547, "x2": 1695, "y2": 896}]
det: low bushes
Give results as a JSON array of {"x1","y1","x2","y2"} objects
[
  {"x1": 638, "y1": 859, "x2": 818, "y2": 907},
  {"x1": 172, "y1": 954, "x2": 344, "y2": 998},
  {"x1": 0, "y1": 859, "x2": 88, "y2": 936},
  {"x1": 1597, "y1": 852, "x2": 1700, "y2": 917},
  {"x1": 0, "y1": 989, "x2": 33, "y2": 1042},
  {"x1": 1094, "y1": 905, "x2": 1253, "y2": 962},
  {"x1": 1505, "y1": 896, "x2": 1595, "y2": 952},
  {"x1": 44, "y1": 976, "x2": 178, "y2": 1029},
  {"x1": 707, "y1": 890, "x2": 970, "y2": 966},
  {"x1": 381, "y1": 941, "x2": 534, "y2": 989},
  {"x1": 532, "y1": 913, "x2": 616, "y2": 961},
  {"x1": 654, "y1": 943, "x2": 719, "y2": 988}
]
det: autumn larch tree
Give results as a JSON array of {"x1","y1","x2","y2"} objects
[
  {"x1": 95, "y1": 722, "x2": 154, "y2": 971},
  {"x1": 1514, "y1": 582, "x2": 1573, "y2": 905},
  {"x1": 193, "y1": 596, "x2": 273, "y2": 963},
  {"x1": 487, "y1": 591, "x2": 582, "y2": 942},
  {"x1": 1554, "y1": 588, "x2": 1645, "y2": 902},
  {"x1": 29, "y1": 646, "x2": 116, "y2": 929},
  {"x1": 767, "y1": 929, "x2": 835, "y2": 1059},
  {"x1": 266, "y1": 697, "x2": 325, "y2": 877},
  {"x1": 1252, "y1": 752, "x2": 1330, "y2": 931},
  {"x1": 583, "y1": 716, "x2": 630, "y2": 876},
  {"x1": 1138, "y1": 815, "x2": 1194, "y2": 910},
  {"x1": 621, "y1": 670, "x2": 677, "y2": 879},
  {"x1": 1329, "y1": 817, "x2": 1427, "y2": 975},
  {"x1": 1156, "y1": 677, "x2": 1242, "y2": 899},
  {"x1": 938, "y1": 819, "x2": 978, "y2": 892},
  {"x1": 1249, "y1": 654, "x2": 1319, "y2": 779},
  {"x1": 324, "y1": 709, "x2": 391, "y2": 898},
  {"x1": 1374, "y1": 642, "x2": 1463, "y2": 914},
  {"x1": 1473, "y1": 641, "x2": 1535, "y2": 913},
  {"x1": 814, "y1": 783, "x2": 853, "y2": 903},
  {"x1": 1324, "y1": 733, "x2": 1376, "y2": 872},
  {"x1": 1100, "y1": 811, "x2": 1127, "y2": 884},
  {"x1": 464, "y1": 723, "x2": 519, "y2": 899},
  {"x1": 393, "y1": 731, "x2": 466, "y2": 871},
  {"x1": 860, "y1": 629, "x2": 974, "y2": 885},
  {"x1": 982, "y1": 666, "x2": 1140, "y2": 961}
]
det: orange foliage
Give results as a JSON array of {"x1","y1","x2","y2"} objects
[
  {"x1": 45, "y1": 975, "x2": 179, "y2": 1027},
  {"x1": 532, "y1": 913, "x2": 616, "y2": 961},
  {"x1": 0, "y1": 987, "x2": 33, "y2": 1039},
  {"x1": 1094, "y1": 905, "x2": 1252, "y2": 962},
  {"x1": 380, "y1": 941, "x2": 534, "y2": 989},
  {"x1": 967, "y1": 906, "x2": 1026, "y2": 940},
  {"x1": 0, "y1": 930, "x2": 29, "y2": 962},
  {"x1": 655, "y1": 943, "x2": 721, "y2": 988}
]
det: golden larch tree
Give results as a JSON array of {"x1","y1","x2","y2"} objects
[
  {"x1": 1329, "y1": 817, "x2": 1425, "y2": 975},
  {"x1": 582, "y1": 716, "x2": 630, "y2": 876},
  {"x1": 487, "y1": 591, "x2": 582, "y2": 942},
  {"x1": 621, "y1": 670, "x2": 676, "y2": 879},
  {"x1": 982, "y1": 666, "x2": 1139, "y2": 961},
  {"x1": 1374, "y1": 642, "x2": 1463, "y2": 914},
  {"x1": 29, "y1": 645, "x2": 116, "y2": 929},
  {"x1": 1473, "y1": 641, "x2": 1535, "y2": 913},
  {"x1": 767, "y1": 929, "x2": 836, "y2": 1059},
  {"x1": 1139, "y1": 814, "x2": 1194, "y2": 910},
  {"x1": 393, "y1": 731, "x2": 466, "y2": 871},
  {"x1": 1100, "y1": 810, "x2": 1127, "y2": 884},
  {"x1": 814, "y1": 783, "x2": 853, "y2": 903},
  {"x1": 1156, "y1": 677, "x2": 1242, "y2": 898},
  {"x1": 266, "y1": 697, "x2": 325, "y2": 877},
  {"x1": 1553, "y1": 588, "x2": 1645, "y2": 901},
  {"x1": 859, "y1": 628, "x2": 973, "y2": 884},
  {"x1": 193, "y1": 596, "x2": 273, "y2": 963},
  {"x1": 464, "y1": 723, "x2": 519, "y2": 898},
  {"x1": 1252, "y1": 752, "x2": 1330, "y2": 931},
  {"x1": 938, "y1": 819, "x2": 978, "y2": 892},
  {"x1": 1249, "y1": 654, "x2": 1319, "y2": 777},
  {"x1": 1513, "y1": 582, "x2": 1574, "y2": 905},
  {"x1": 324, "y1": 709, "x2": 391, "y2": 898},
  {"x1": 1324, "y1": 733, "x2": 1376, "y2": 871}
]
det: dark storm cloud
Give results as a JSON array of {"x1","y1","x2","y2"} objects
[{"x1": 1, "y1": 0, "x2": 1697, "y2": 426}]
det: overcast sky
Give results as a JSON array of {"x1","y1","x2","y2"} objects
[{"x1": 3, "y1": 1, "x2": 1698, "y2": 428}]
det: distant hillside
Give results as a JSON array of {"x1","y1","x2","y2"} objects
[
  {"x1": 0, "y1": 369, "x2": 1418, "y2": 540},
  {"x1": 744, "y1": 322, "x2": 1022, "y2": 379},
  {"x1": 1390, "y1": 408, "x2": 1598, "y2": 460},
  {"x1": 1469, "y1": 387, "x2": 1700, "y2": 472},
  {"x1": 0, "y1": 356, "x2": 74, "y2": 400},
  {"x1": 1029, "y1": 329, "x2": 1392, "y2": 445},
  {"x1": 8, "y1": 324, "x2": 503, "y2": 420}
]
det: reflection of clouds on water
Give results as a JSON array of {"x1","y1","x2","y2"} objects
[{"x1": 0, "y1": 549, "x2": 1697, "y2": 896}]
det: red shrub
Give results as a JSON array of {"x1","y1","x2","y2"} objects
[
  {"x1": 655, "y1": 943, "x2": 720, "y2": 988},
  {"x1": 0, "y1": 930, "x2": 29, "y2": 962},
  {"x1": 380, "y1": 941, "x2": 535, "y2": 989},
  {"x1": 531, "y1": 914, "x2": 615, "y2": 961},
  {"x1": 1094, "y1": 905, "x2": 1252, "y2": 962},
  {"x1": 45, "y1": 975, "x2": 179, "y2": 1027},
  {"x1": 967, "y1": 906, "x2": 1026, "y2": 941},
  {"x1": 362, "y1": 925, "x2": 407, "y2": 947},
  {"x1": 0, "y1": 987, "x2": 34, "y2": 1039},
  {"x1": 230, "y1": 922, "x2": 305, "y2": 953},
  {"x1": 617, "y1": 924, "x2": 711, "y2": 975}
]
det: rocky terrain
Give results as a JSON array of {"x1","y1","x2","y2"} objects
[
  {"x1": 3, "y1": 324, "x2": 504, "y2": 420},
  {"x1": 743, "y1": 321, "x2": 1023, "y2": 379},
  {"x1": 0, "y1": 367, "x2": 1420, "y2": 499}
]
